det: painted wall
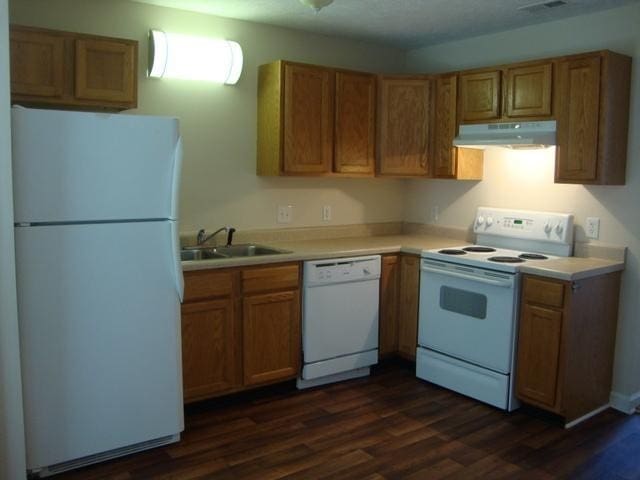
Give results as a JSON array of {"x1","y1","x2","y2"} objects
[
  {"x1": 9, "y1": 0, "x2": 407, "y2": 233},
  {"x1": 405, "y1": 3, "x2": 640, "y2": 402},
  {"x1": 0, "y1": 0, "x2": 27, "y2": 477}
]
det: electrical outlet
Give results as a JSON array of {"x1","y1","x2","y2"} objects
[
  {"x1": 277, "y1": 205, "x2": 293, "y2": 224},
  {"x1": 585, "y1": 217, "x2": 600, "y2": 239},
  {"x1": 431, "y1": 206, "x2": 439, "y2": 223},
  {"x1": 322, "y1": 205, "x2": 332, "y2": 222}
]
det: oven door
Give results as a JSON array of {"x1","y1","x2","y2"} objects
[{"x1": 418, "y1": 259, "x2": 518, "y2": 374}]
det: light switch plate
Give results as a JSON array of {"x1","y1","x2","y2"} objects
[
  {"x1": 322, "y1": 205, "x2": 331, "y2": 221},
  {"x1": 586, "y1": 217, "x2": 600, "y2": 239},
  {"x1": 277, "y1": 205, "x2": 292, "y2": 224}
]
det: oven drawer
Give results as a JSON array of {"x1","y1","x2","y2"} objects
[{"x1": 416, "y1": 347, "x2": 510, "y2": 410}]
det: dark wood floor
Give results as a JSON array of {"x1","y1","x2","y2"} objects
[{"x1": 53, "y1": 361, "x2": 640, "y2": 480}]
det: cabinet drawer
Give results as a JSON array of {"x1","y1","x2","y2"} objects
[
  {"x1": 183, "y1": 270, "x2": 235, "y2": 302},
  {"x1": 523, "y1": 276, "x2": 565, "y2": 308},
  {"x1": 242, "y1": 264, "x2": 299, "y2": 294}
]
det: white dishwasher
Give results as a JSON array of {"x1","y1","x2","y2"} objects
[{"x1": 297, "y1": 255, "x2": 381, "y2": 389}]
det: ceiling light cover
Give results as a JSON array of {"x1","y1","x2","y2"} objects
[
  {"x1": 299, "y1": 0, "x2": 334, "y2": 12},
  {"x1": 148, "y1": 29, "x2": 243, "y2": 84}
]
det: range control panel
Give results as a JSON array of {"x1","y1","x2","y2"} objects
[{"x1": 474, "y1": 207, "x2": 574, "y2": 245}]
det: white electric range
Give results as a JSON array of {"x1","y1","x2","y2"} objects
[{"x1": 416, "y1": 207, "x2": 574, "y2": 411}]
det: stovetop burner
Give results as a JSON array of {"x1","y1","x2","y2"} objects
[
  {"x1": 487, "y1": 256, "x2": 525, "y2": 264},
  {"x1": 438, "y1": 249, "x2": 467, "y2": 255},
  {"x1": 462, "y1": 246, "x2": 497, "y2": 253},
  {"x1": 518, "y1": 253, "x2": 549, "y2": 260}
]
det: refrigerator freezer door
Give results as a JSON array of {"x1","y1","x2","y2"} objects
[
  {"x1": 12, "y1": 107, "x2": 181, "y2": 223},
  {"x1": 15, "y1": 221, "x2": 184, "y2": 469}
]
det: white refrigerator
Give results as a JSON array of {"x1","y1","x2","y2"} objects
[{"x1": 12, "y1": 107, "x2": 185, "y2": 476}]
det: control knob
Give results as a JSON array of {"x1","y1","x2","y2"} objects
[
  {"x1": 544, "y1": 221, "x2": 552, "y2": 234},
  {"x1": 486, "y1": 216, "x2": 494, "y2": 227},
  {"x1": 476, "y1": 216, "x2": 485, "y2": 227},
  {"x1": 555, "y1": 223, "x2": 564, "y2": 235}
]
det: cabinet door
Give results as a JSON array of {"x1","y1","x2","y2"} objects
[
  {"x1": 10, "y1": 27, "x2": 64, "y2": 98},
  {"x1": 555, "y1": 56, "x2": 601, "y2": 182},
  {"x1": 379, "y1": 255, "x2": 400, "y2": 356},
  {"x1": 283, "y1": 64, "x2": 333, "y2": 174},
  {"x1": 378, "y1": 78, "x2": 430, "y2": 176},
  {"x1": 334, "y1": 71, "x2": 376, "y2": 175},
  {"x1": 181, "y1": 298, "x2": 238, "y2": 402},
  {"x1": 459, "y1": 70, "x2": 501, "y2": 122},
  {"x1": 397, "y1": 255, "x2": 420, "y2": 360},
  {"x1": 432, "y1": 74, "x2": 458, "y2": 178},
  {"x1": 516, "y1": 303, "x2": 563, "y2": 409},
  {"x1": 505, "y1": 62, "x2": 552, "y2": 118},
  {"x1": 75, "y1": 38, "x2": 137, "y2": 105},
  {"x1": 243, "y1": 290, "x2": 300, "y2": 385}
]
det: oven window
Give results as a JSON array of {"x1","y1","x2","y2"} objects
[{"x1": 439, "y1": 286, "x2": 487, "y2": 319}]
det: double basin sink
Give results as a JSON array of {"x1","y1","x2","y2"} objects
[{"x1": 181, "y1": 244, "x2": 291, "y2": 262}]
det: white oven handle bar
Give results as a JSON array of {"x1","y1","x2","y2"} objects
[{"x1": 421, "y1": 263, "x2": 514, "y2": 289}]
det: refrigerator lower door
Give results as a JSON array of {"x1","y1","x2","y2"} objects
[{"x1": 15, "y1": 221, "x2": 184, "y2": 471}]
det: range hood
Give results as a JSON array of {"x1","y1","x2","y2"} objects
[{"x1": 453, "y1": 120, "x2": 556, "y2": 149}]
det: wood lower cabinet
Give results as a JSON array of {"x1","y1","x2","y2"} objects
[
  {"x1": 181, "y1": 263, "x2": 301, "y2": 403},
  {"x1": 379, "y1": 254, "x2": 400, "y2": 357},
  {"x1": 377, "y1": 77, "x2": 430, "y2": 177},
  {"x1": 516, "y1": 272, "x2": 621, "y2": 423},
  {"x1": 257, "y1": 61, "x2": 375, "y2": 177},
  {"x1": 555, "y1": 51, "x2": 630, "y2": 185},
  {"x1": 241, "y1": 264, "x2": 301, "y2": 386},
  {"x1": 10, "y1": 25, "x2": 137, "y2": 110},
  {"x1": 397, "y1": 255, "x2": 421, "y2": 360},
  {"x1": 181, "y1": 298, "x2": 238, "y2": 401},
  {"x1": 378, "y1": 253, "x2": 421, "y2": 360}
]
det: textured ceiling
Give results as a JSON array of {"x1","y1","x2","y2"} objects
[{"x1": 130, "y1": 0, "x2": 640, "y2": 49}]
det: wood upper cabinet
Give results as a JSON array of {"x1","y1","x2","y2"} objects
[
  {"x1": 377, "y1": 77, "x2": 430, "y2": 176},
  {"x1": 504, "y1": 62, "x2": 553, "y2": 118},
  {"x1": 257, "y1": 61, "x2": 375, "y2": 177},
  {"x1": 10, "y1": 28, "x2": 64, "y2": 98},
  {"x1": 397, "y1": 254, "x2": 421, "y2": 360},
  {"x1": 516, "y1": 273, "x2": 622, "y2": 423},
  {"x1": 181, "y1": 263, "x2": 301, "y2": 403},
  {"x1": 283, "y1": 63, "x2": 334, "y2": 175},
  {"x1": 431, "y1": 74, "x2": 483, "y2": 180},
  {"x1": 458, "y1": 70, "x2": 501, "y2": 122},
  {"x1": 555, "y1": 52, "x2": 630, "y2": 185},
  {"x1": 75, "y1": 38, "x2": 136, "y2": 104},
  {"x1": 459, "y1": 63, "x2": 553, "y2": 122},
  {"x1": 379, "y1": 254, "x2": 400, "y2": 357},
  {"x1": 181, "y1": 270, "x2": 239, "y2": 403},
  {"x1": 334, "y1": 71, "x2": 376, "y2": 175},
  {"x1": 10, "y1": 25, "x2": 137, "y2": 110}
]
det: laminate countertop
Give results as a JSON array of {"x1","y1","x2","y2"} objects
[{"x1": 181, "y1": 234, "x2": 625, "y2": 281}]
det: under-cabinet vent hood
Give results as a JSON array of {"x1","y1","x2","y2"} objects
[{"x1": 453, "y1": 120, "x2": 556, "y2": 149}]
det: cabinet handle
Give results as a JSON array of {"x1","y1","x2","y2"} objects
[{"x1": 571, "y1": 283, "x2": 581, "y2": 292}]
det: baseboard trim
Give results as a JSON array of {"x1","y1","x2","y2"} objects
[
  {"x1": 610, "y1": 390, "x2": 640, "y2": 414},
  {"x1": 564, "y1": 404, "x2": 610, "y2": 429}
]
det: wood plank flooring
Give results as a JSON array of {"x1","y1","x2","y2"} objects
[{"x1": 52, "y1": 361, "x2": 640, "y2": 480}]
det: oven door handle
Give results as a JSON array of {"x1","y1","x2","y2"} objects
[{"x1": 421, "y1": 265, "x2": 514, "y2": 288}]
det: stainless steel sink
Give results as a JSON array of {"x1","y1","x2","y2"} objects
[
  {"x1": 180, "y1": 244, "x2": 290, "y2": 261},
  {"x1": 180, "y1": 248, "x2": 227, "y2": 261},
  {"x1": 215, "y1": 244, "x2": 290, "y2": 257}
]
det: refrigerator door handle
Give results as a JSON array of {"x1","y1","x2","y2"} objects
[
  {"x1": 171, "y1": 221, "x2": 184, "y2": 302},
  {"x1": 170, "y1": 137, "x2": 183, "y2": 221}
]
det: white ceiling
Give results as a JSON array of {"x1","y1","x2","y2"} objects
[{"x1": 130, "y1": 0, "x2": 640, "y2": 49}]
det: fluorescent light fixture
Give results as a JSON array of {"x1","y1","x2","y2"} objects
[{"x1": 148, "y1": 29, "x2": 243, "y2": 84}]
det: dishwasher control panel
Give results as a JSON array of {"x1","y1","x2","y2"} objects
[{"x1": 303, "y1": 255, "x2": 381, "y2": 286}]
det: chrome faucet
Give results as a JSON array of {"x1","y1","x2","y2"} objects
[{"x1": 196, "y1": 226, "x2": 236, "y2": 246}]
